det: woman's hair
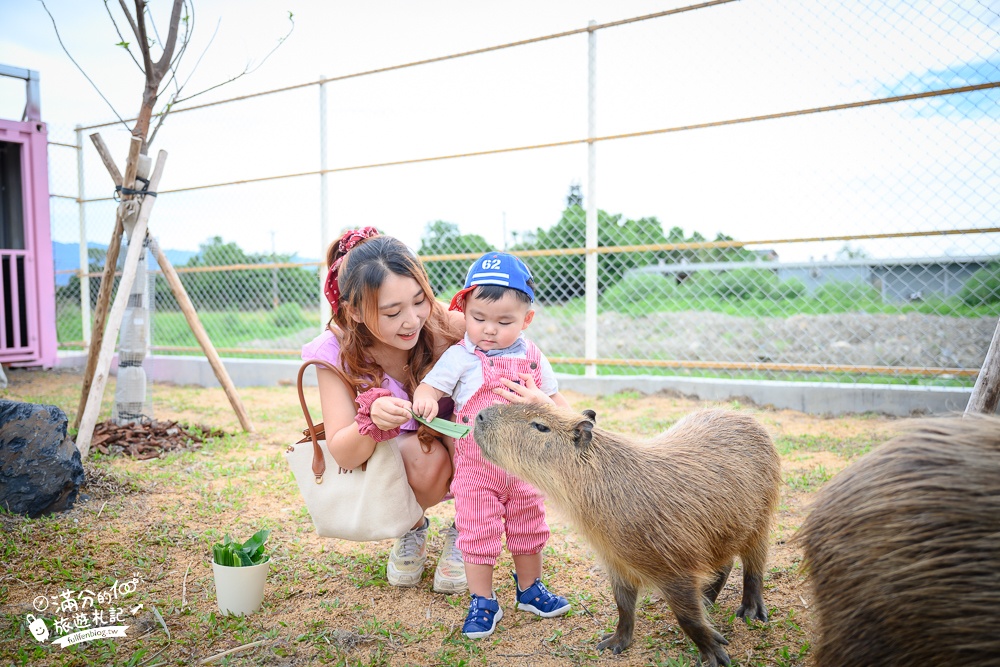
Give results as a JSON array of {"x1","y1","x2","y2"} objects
[{"x1": 328, "y1": 233, "x2": 455, "y2": 393}]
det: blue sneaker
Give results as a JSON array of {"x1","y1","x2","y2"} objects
[
  {"x1": 462, "y1": 595, "x2": 503, "y2": 638},
  {"x1": 512, "y1": 572, "x2": 571, "y2": 618}
]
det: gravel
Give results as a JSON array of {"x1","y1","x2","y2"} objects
[{"x1": 531, "y1": 310, "x2": 998, "y2": 373}]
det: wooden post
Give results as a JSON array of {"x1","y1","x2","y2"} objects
[
  {"x1": 965, "y1": 316, "x2": 1000, "y2": 415},
  {"x1": 91, "y1": 133, "x2": 123, "y2": 186},
  {"x1": 72, "y1": 135, "x2": 140, "y2": 430},
  {"x1": 76, "y1": 150, "x2": 167, "y2": 459},
  {"x1": 149, "y1": 238, "x2": 255, "y2": 433}
]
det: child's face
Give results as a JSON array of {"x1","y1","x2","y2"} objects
[{"x1": 464, "y1": 290, "x2": 534, "y2": 352}]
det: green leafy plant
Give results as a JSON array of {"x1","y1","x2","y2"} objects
[{"x1": 212, "y1": 529, "x2": 270, "y2": 567}]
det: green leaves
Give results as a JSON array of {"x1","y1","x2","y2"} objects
[
  {"x1": 115, "y1": 40, "x2": 130, "y2": 49},
  {"x1": 212, "y1": 529, "x2": 270, "y2": 567}
]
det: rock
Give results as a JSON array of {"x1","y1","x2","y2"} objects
[{"x1": 0, "y1": 400, "x2": 85, "y2": 517}]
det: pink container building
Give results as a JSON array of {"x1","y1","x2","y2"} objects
[{"x1": 0, "y1": 65, "x2": 57, "y2": 368}]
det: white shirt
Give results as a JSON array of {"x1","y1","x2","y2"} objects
[{"x1": 421, "y1": 333, "x2": 558, "y2": 411}]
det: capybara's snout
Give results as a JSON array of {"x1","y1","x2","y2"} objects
[{"x1": 472, "y1": 405, "x2": 502, "y2": 454}]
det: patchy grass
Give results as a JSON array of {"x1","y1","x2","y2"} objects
[{"x1": 0, "y1": 367, "x2": 899, "y2": 666}]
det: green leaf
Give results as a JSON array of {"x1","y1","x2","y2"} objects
[
  {"x1": 242, "y1": 529, "x2": 270, "y2": 555},
  {"x1": 411, "y1": 413, "x2": 470, "y2": 439},
  {"x1": 115, "y1": 40, "x2": 130, "y2": 49}
]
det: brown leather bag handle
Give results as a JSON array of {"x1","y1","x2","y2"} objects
[{"x1": 295, "y1": 359, "x2": 361, "y2": 482}]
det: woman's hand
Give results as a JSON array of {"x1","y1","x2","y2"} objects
[
  {"x1": 370, "y1": 395, "x2": 414, "y2": 430},
  {"x1": 492, "y1": 373, "x2": 555, "y2": 405}
]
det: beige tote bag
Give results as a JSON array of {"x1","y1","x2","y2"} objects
[{"x1": 286, "y1": 359, "x2": 424, "y2": 542}]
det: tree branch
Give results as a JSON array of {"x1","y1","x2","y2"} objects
[
  {"x1": 167, "y1": 11, "x2": 294, "y2": 107},
  {"x1": 37, "y1": 0, "x2": 130, "y2": 130},
  {"x1": 153, "y1": 0, "x2": 185, "y2": 79},
  {"x1": 127, "y1": 0, "x2": 153, "y2": 75},
  {"x1": 103, "y1": 0, "x2": 143, "y2": 72}
]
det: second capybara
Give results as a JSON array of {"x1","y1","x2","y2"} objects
[
  {"x1": 473, "y1": 403, "x2": 781, "y2": 667},
  {"x1": 796, "y1": 413, "x2": 1000, "y2": 667}
]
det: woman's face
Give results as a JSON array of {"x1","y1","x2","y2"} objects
[{"x1": 362, "y1": 273, "x2": 431, "y2": 351}]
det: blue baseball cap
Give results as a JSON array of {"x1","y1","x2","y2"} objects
[{"x1": 449, "y1": 252, "x2": 535, "y2": 312}]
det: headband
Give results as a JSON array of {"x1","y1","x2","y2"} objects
[{"x1": 323, "y1": 226, "x2": 379, "y2": 312}]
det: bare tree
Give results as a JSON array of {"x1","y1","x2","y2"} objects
[
  {"x1": 38, "y1": 0, "x2": 284, "y2": 441},
  {"x1": 40, "y1": 0, "x2": 293, "y2": 151}
]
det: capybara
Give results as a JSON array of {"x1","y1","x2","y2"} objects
[
  {"x1": 473, "y1": 403, "x2": 781, "y2": 667},
  {"x1": 796, "y1": 413, "x2": 1000, "y2": 667}
]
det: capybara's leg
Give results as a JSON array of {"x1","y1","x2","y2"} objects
[
  {"x1": 736, "y1": 532, "x2": 770, "y2": 623},
  {"x1": 596, "y1": 572, "x2": 637, "y2": 654},
  {"x1": 703, "y1": 560, "x2": 733, "y2": 605},
  {"x1": 662, "y1": 575, "x2": 731, "y2": 667}
]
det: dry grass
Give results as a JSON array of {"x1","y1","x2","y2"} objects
[{"x1": 0, "y1": 366, "x2": 898, "y2": 666}]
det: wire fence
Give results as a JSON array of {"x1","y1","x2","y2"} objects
[{"x1": 45, "y1": 0, "x2": 1000, "y2": 387}]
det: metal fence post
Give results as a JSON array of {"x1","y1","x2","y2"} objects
[
  {"x1": 585, "y1": 21, "x2": 598, "y2": 377},
  {"x1": 318, "y1": 74, "x2": 330, "y2": 329},
  {"x1": 75, "y1": 125, "x2": 90, "y2": 347}
]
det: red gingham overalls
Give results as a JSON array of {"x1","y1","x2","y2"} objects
[{"x1": 451, "y1": 340, "x2": 551, "y2": 566}]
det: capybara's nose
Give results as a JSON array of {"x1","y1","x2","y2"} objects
[{"x1": 476, "y1": 412, "x2": 485, "y2": 423}]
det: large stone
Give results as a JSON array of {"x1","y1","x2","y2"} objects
[{"x1": 0, "y1": 400, "x2": 85, "y2": 517}]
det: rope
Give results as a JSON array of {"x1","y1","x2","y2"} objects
[{"x1": 76, "y1": 81, "x2": 1000, "y2": 204}]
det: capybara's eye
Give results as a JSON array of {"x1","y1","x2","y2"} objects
[{"x1": 531, "y1": 422, "x2": 550, "y2": 433}]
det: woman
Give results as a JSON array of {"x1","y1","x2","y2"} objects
[{"x1": 303, "y1": 227, "x2": 555, "y2": 593}]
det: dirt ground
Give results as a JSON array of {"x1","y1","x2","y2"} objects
[{"x1": 0, "y1": 367, "x2": 901, "y2": 666}]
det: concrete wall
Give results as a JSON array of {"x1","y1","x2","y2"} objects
[{"x1": 58, "y1": 352, "x2": 972, "y2": 417}]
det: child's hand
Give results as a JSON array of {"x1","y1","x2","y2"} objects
[{"x1": 411, "y1": 396, "x2": 439, "y2": 421}]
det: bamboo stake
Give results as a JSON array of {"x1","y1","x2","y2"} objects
[
  {"x1": 965, "y1": 316, "x2": 1000, "y2": 415},
  {"x1": 72, "y1": 136, "x2": 141, "y2": 430},
  {"x1": 149, "y1": 237, "x2": 255, "y2": 433},
  {"x1": 90, "y1": 133, "x2": 123, "y2": 187},
  {"x1": 76, "y1": 150, "x2": 167, "y2": 459}
]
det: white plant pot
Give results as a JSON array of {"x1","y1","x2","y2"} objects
[{"x1": 212, "y1": 560, "x2": 269, "y2": 616}]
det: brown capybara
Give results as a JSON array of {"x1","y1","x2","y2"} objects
[
  {"x1": 796, "y1": 413, "x2": 1000, "y2": 667},
  {"x1": 473, "y1": 403, "x2": 781, "y2": 667}
]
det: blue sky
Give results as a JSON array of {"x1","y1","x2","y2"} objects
[{"x1": 3, "y1": 0, "x2": 998, "y2": 263}]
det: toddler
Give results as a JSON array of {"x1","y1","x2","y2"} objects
[{"x1": 412, "y1": 251, "x2": 571, "y2": 638}]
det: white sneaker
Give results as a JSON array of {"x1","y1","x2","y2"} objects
[
  {"x1": 432, "y1": 524, "x2": 467, "y2": 594},
  {"x1": 387, "y1": 517, "x2": 428, "y2": 587}
]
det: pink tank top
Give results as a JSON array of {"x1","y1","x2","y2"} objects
[{"x1": 301, "y1": 328, "x2": 419, "y2": 432}]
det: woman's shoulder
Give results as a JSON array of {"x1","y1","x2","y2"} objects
[
  {"x1": 302, "y1": 327, "x2": 341, "y2": 363},
  {"x1": 432, "y1": 307, "x2": 466, "y2": 357}
]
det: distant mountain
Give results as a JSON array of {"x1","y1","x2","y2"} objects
[{"x1": 51, "y1": 241, "x2": 198, "y2": 286}]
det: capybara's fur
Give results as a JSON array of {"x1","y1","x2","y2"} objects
[
  {"x1": 474, "y1": 404, "x2": 781, "y2": 667},
  {"x1": 796, "y1": 413, "x2": 1000, "y2": 667}
]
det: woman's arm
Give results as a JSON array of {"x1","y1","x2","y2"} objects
[
  {"x1": 316, "y1": 368, "x2": 375, "y2": 470},
  {"x1": 317, "y1": 368, "x2": 416, "y2": 470}
]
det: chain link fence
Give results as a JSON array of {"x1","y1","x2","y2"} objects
[{"x1": 47, "y1": 0, "x2": 1000, "y2": 387}]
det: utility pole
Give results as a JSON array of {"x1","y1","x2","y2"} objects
[{"x1": 271, "y1": 230, "x2": 279, "y2": 310}]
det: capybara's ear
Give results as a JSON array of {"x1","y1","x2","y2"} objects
[
  {"x1": 582, "y1": 409, "x2": 597, "y2": 423},
  {"x1": 573, "y1": 419, "x2": 594, "y2": 450}
]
